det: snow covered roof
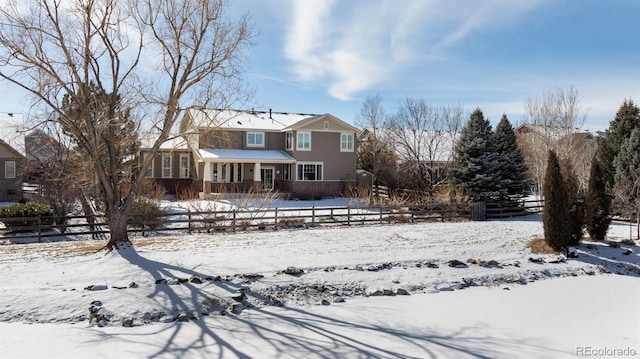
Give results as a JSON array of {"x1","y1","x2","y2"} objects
[
  {"x1": 198, "y1": 149, "x2": 296, "y2": 163},
  {"x1": 0, "y1": 112, "x2": 25, "y2": 156},
  {"x1": 182, "y1": 108, "x2": 359, "y2": 133},
  {"x1": 184, "y1": 108, "x2": 319, "y2": 132}
]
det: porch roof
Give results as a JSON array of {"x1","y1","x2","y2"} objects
[{"x1": 198, "y1": 149, "x2": 296, "y2": 163}]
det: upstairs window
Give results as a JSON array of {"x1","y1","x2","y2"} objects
[
  {"x1": 341, "y1": 133, "x2": 354, "y2": 152},
  {"x1": 297, "y1": 131, "x2": 311, "y2": 151},
  {"x1": 285, "y1": 132, "x2": 293, "y2": 150},
  {"x1": 247, "y1": 132, "x2": 265, "y2": 147}
]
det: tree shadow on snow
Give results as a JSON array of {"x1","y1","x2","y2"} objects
[{"x1": 83, "y1": 246, "x2": 568, "y2": 359}]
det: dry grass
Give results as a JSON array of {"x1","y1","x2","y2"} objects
[{"x1": 527, "y1": 236, "x2": 560, "y2": 254}]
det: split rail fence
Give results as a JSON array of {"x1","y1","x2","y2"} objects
[{"x1": 0, "y1": 199, "x2": 544, "y2": 242}]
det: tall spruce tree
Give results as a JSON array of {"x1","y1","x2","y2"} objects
[
  {"x1": 449, "y1": 108, "x2": 500, "y2": 201},
  {"x1": 560, "y1": 158, "x2": 584, "y2": 246},
  {"x1": 613, "y1": 128, "x2": 640, "y2": 238},
  {"x1": 494, "y1": 115, "x2": 531, "y2": 200},
  {"x1": 585, "y1": 156, "x2": 611, "y2": 241},
  {"x1": 543, "y1": 150, "x2": 571, "y2": 251},
  {"x1": 598, "y1": 100, "x2": 640, "y2": 185}
]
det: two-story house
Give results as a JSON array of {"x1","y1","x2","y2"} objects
[
  {"x1": 169, "y1": 108, "x2": 359, "y2": 199},
  {"x1": 0, "y1": 112, "x2": 25, "y2": 201}
]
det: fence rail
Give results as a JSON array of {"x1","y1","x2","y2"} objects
[{"x1": 0, "y1": 200, "x2": 544, "y2": 242}]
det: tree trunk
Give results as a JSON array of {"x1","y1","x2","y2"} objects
[{"x1": 105, "y1": 210, "x2": 131, "y2": 251}]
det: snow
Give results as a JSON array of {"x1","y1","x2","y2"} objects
[{"x1": 0, "y1": 202, "x2": 638, "y2": 358}]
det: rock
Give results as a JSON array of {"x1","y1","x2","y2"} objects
[
  {"x1": 231, "y1": 291, "x2": 246, "y2": 302},
  {"x1": 382, "y1": 289, "x2": 393, "y2": 296},
  {"x1": 503, "y1": 287, "x2": 510, "y2": 291},
  {"x1": 321, "y1": 299, "x2": 331, "y2": 306},
  {"x1": 369, "y1": 290, "x2": 384, "y2": 296},
  {"x1": 122, "y1": 319, "x2": 134, "y2": 327},
  {"x1": 466, "y1": 258, "x2": 477, "y2": 264},
  {"x1": 155, "y1": 278, "x2": 166, "y2": 284},
  {"x1": 447, "y1": 260, "x2": 467, "y2": 268},
  {"x1": 229, "y1": 303, "x2": 243, "y2": 314},
  {"x1": 396, "y1": 288, "x2": 409, "y2": 295},
  {"x1": 84, "y1": 284, "x2": 108, "y2": 291},
  {"x1": 622, "y1": 249, "x2": 633, "y2": 256},
  {"x1": 333, "y1": 296, "x2": 345, "y2": 303},
  {"x1": 283, "y1": 266, "x2": 304, "y2": 276},
  {"x1": 486, "y1": 260, "x2": 499, "y2": 266},
  {"x1": 367, "y1": 265, "x2": 379, "y2": 272},
  {"x1": 174, "y1": 313, "x2": 189, "y2": 322},
  {"x1": 177, "y1": 278, "x2": 188, "y2": 284},
  {"x1": 424, "y1": 262, "x2": 438, "y2": 268},
  {"x1": 189, "y1": 275, "x2": 203, "y2": 284},
  {"x1": 128, "y1": 281, "x2": 138, "y2": 288},
  {"x1": 242, "y1": 273, "x2": 264, "y2": 279},
  {"x1": 90, "y1": 300, "x2": 102, "y2": 306},
  {"x1": 528, "y1": 257, "x2": 545, "y2": 264}
]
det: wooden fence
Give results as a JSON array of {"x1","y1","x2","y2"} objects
[{"x1": 0, "y1": 200, "x2": 544, "y2": 242}]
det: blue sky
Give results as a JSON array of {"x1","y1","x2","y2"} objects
[
  {"x1": 1, "y1": 0, "x2": 638, "y2": 130},
  {"x1": 232, "y1": 0, "x2": 640, "y2": 129}
]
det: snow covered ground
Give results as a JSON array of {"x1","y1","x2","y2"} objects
[{"x1": 0, "y1": 201, "x2": 638, "y2": 358}]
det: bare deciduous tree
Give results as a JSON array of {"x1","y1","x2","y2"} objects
[
  {"x1": 0, "y1": 0, "x2": 253, "y2": 250},
  {"x1": 519, "y1": 86, "x2": 591, "y2": 195}
]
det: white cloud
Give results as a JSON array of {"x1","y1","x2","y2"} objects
[{"x1": 282, "y1": 0, "x2": 544, "y2": 101}]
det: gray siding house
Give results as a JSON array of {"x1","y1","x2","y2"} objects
[
  {"x1": 0, "y1": 113, "x2": 25, "y2": 201},
  {"x1": 165, "y1": 108, "x2": 359, "y2": 199}
]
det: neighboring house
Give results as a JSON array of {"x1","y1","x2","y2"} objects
[
  {"x1": 138, "y1": 134, "x2": 199, "y2": 196},
  {"x1": 168, "y1": 108, "x2": 359, "y2": 199},
  {"x1": 0, "y1": 112, "x2": 25, "y2": 201}
]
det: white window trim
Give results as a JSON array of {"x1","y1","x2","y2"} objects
[
  {"x1": 247, "y1": 132, "x2": 265, "y2": 148},
  {"x1": 340, "y1": 132, "x2": 354, "y2": 152},
  {"x1": 162, "y1": 153, "x2": 172, "y2": 178},
  {"x1": 296, "y1": 162, "x2": 323, "y2": 181},
  {"x1": 144, "y1": 153, "x2": 153, "y2": 178},
  {"x1": 285, "y1": 132, "x2": 293, "y2": 150},
  {"x1": 5, "y1": 160, "x2": 16, "y2": 179},
  {"x1": 179, "y1": 154, "x2": 190, "y2": 178},
  {"x1": 296, "y1": 131, "x2": 311, "y2": 151}
]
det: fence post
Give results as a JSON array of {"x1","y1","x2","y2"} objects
[
  {"x1": 187, "y1": 209, "x2": 192, "y2": 234},
  {"x1": 347, "y1": 205, "x2": 351, "y2": 226},
  {"x1": 232, "y1": 210, "x2": 237, "y2": 232},
  {"x1": 312, "y1": 206, "x2": 316, "y2": 226},
  {"x1": 274, "y1": 208, "x2": 278, "y2": 230},
  {"x1": 37, "y1": 215, "x2": 42, "y2": 243}
]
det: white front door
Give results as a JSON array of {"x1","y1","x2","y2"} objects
[{"x1": 260, "y1": 167, "x2": 274, "y2": 190}]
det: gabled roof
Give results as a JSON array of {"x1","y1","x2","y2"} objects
[
  {"x1": 0, "y1": 112, "x2": 25, "y2": 156},
  {"x1": 182, "y1": 108, "x2": 358, "y2": 133}
]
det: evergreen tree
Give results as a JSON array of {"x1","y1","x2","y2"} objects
[
  {"x1": 613, "y1": 128, "x2": 640, "y2": 238},
  {"x1": 560, "y1": 158, "x2": 584, "y2": 246},
  {"x1": 598, "y1": 100, "x2": 640, "y2": 185},
  {"x1": 449, "y1": 108, "x2": 500, "y2": 201},
  {"x1": 494, "y1": 115, "x2": 531, "y2": 200},
  {"x1": 585, "y1": 156, "x2": 611, "y2": 241},
  {"x1": 543, "y1": 150, "x2": 571, "y2": 251}
]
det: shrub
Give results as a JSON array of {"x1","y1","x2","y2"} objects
[
  {"x1": 0, "y1": 202, "x2": 55, "y2": 229},
  {"x1": 543, "y1": 150, "x2": 572, "y2": 251},
  {"x1": 130, "y1": 197, "x2": 165, "y2": 229}
]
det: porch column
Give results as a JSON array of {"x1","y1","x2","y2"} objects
[
  {"x1": 203, "y1": 161, "x2": 212, "y2": 193},
  {"x1": 253, "y1": 162, "x2": 261, "y2": 182}
]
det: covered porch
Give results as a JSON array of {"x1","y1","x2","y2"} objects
[{"x1": 197, "y1": 149, "x2": 296, "y2": 196}]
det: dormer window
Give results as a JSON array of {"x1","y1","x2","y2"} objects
[{"x1": 247, "y1": 132, "x2": 265, "y2": 147}]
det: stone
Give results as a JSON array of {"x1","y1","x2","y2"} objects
[
  {"x1": 369, "y1": 290, "x2": 383, "y2": 296},
  {"x1": 333, "y1": 296, "x2": 345, "y2": 303},
  {"x1": 466, "y1": 258, "x2": 477, "y2": 264},
  {"x1": 382, "y1": 289, "x2": 393, "y2": 296},
  {"x1": 396, "y1": 288, "x2": 409, "y2": 295},
  {"x1": 174, "y1": 313, "x2": 189, "y2": 322},
  {"x1": 622, "y1": 249, "x2": 633, "y2": 256},
  {"x1": 229, "y1": 303, "x2": 243, "y2": 314},
  {"x1": 189, "y1": 275, "x2": 203, "y2": 284},
  {"x1": 283, "y1": 266, "x2": 304, "y2": 276},
  {"x1": 122, "y1": 319, "x2": 134, "y2": 327},
  {"x1": 486, "y1": 260, "x2": 499, "y2": 266},
  {"x1": 128, "y1": 281, "x2": 138, "y2": 288},
  {"x1": 447, "y1": 260, "x2": 467, "y2": 268},
  {"x1": 321, "y1": 299, "x2": 330, "y2": 306},
  {"x1": 424, "y1": 262, "x2": 438, "y2": 268},
  {"x1": 84, "y1": 284, "x2": 108, "y2": 291}
]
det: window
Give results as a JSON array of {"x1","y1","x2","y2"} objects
[
  {"x1": 297, "y1": 131, "x2": 311, "y2": 151},
  {"x1": 282, "y1": 164, "x2": 291, "y2": 180},
  {"x1": 297, "y1": 162, "x2": 323, "y2": 181},
  {"x1": 212, "y1": 162, "x2": 243, "y2": 183},
  {"x1": 285, "y1": 132, "x2": 293, "y2": 150},
  {"x1": 144, "y1": 153, "x2": 153, "y2": 178},
  {"x1": 247, "y1": 132, "x2": 265, "y2": 147},
  {"x1": 179, "y1": 154, "x2": 190, "y2": 178},
  {"x1": 162, "y1": 154, "x2": 172, "y2": 178},
  {"x1": 341, "y1": 133, "x2": 354, "y2": 152},
  {"x1": 4, "y1": 161, "x2": 16, "y2": 179}
]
